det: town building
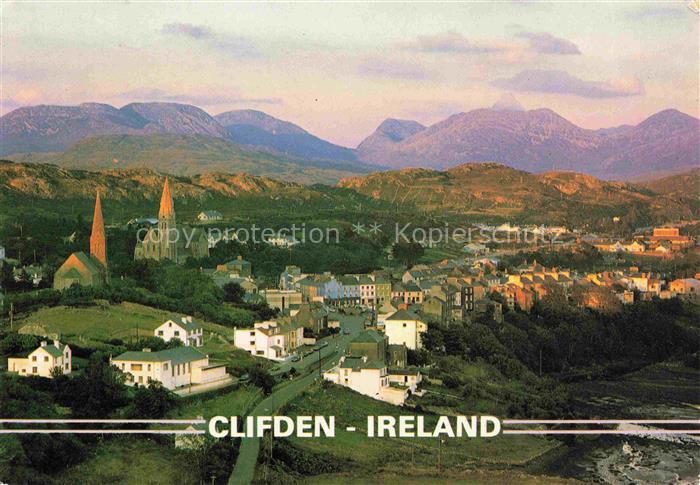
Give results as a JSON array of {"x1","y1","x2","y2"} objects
[
  {"x1": 323, "y1": 356, "x2": 411, "y2": 406},
  {"x1": 53, "y1": 192, "x2": 108, "y2": 290},
  {"x1": 279, "y1": 265, "x2": 305, "y2": 290},
  {"x1": 670, "y1": 278, "x2": 700, "y2": 302},
  {"x1": 197, "y1": 210, "x2": 223, "y2": 222},
  {"x1": 233, "y1": 320, "x2": 304, "y2": 361},
  {"x1": 111, "y1": 347, "x2": 227, "y2": 390},
  {"x1": 215, "y1": 256, "x2": 252, "y2": 278},
  {"x1": 134, "y1": 179, "x2": 209, "y2": 264},
  {"x1": 383, "y1": 310, "x2": 427, "y2": 350},
  {"x1": 8, "y1": 340, "x2": 72, "y2": 378},
  {"x1": 262, "y1": 289, "x2": 303, "y2": 312},
  {"x1": 649, "y1": 227, "x2": 693, "y2": 252},
  {"x1": 155, "y1": 316, "x2": 204, "y2": 347}
]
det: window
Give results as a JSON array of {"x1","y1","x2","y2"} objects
[
  {"x1": 158, "y1": 331, "x2": 163, "y2": 336},
  {"x1": 403, "y1": 323, "x2": 407, "y2": 328},
  {"x1": 147, "y1": 364, "x2": 151, "y2": 371},
  {"x1": 65, "y1": 363, "x2": 69, "y2": 370},
  {"x1": 44, "y1": 356, "x2": 49, "y2": 362},
  {"x1": 174, "y1": 331, "x2": 180, "y2": 337},
  {"x1": 131, "y1": 364, "x2": 143, "y2": 371},
  {"x1": 32, "y1": 367, "x2": 37, "y2": 373},
  {"x1": 163, "y1": 363, "x2": 169, "y2": 370},
  {"x1": 32, "y1": 356, "x2": 37, "y2": 362}
]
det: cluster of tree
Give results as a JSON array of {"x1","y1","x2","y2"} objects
[{"x1": 422, "y1": 297, "x2": 698, "y2": 380}]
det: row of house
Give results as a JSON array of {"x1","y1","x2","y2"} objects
[{"x1": 592, "y1": 227, "x2": 695, "y2": 256}]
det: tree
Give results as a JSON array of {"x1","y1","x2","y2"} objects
[
  {"x1": 248, "y1": 365, "x2": 275, "y2": 395},
  {"x1": 130, "y1": 382, "x2": 177, "y2": 418},
  {"x1": 58, "y1": 353, "x2": 129, "y2": 417},
  {"x1": 222, "y1": 282, "x2": 245, "y2": 303},
  {"x1": 392, "y1": 241, "x2": 425, "y2": 266}
]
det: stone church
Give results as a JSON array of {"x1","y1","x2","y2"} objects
[
  {"x1": 134, "y1": 178, "x2": 209, "y2": 264},
  {"x1": 53, "y1": 192, "x2": 109, "y2": 290}
]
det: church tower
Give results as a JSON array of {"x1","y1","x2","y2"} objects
[
  {"x1": 89, "y1": 190, "x2": 108, "y2": 271},
  {"x1": 158, "y1": 178, "x2": 178, "y2": 262}
]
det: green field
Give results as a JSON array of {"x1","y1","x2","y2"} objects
[
  {"x1": 17, "y1": 302, "x2": 235, "y2": 344},
  {"x1": 281, "y1": 385, "x2": 559, "y2": 471},
  {"x1": 169, "y1": 386, "x2": 261, "y2": 420},
  {"x1": 54, "y1": 438, "x2": 198, "y2": 485}
]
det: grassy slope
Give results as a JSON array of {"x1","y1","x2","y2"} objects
[
  {"x1": 53, "y1": 438, "x2": 198, "y2": 485},
  {"x1": 283, "y1": 385, "x2": 558, "y2": 469},
  {"x1": 17, "y1": 302, "x2": 234, "y2": 342},
  {"x1": 169, "y1": 386, "x2": 261, "y2": 420},
  {"x1": 8, "y1": 134, "x2": 372, "y2": 185}
]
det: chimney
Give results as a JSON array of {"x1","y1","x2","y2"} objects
[
  {"x1": 237, "y1": 255, "x2": 242, "y2": 261},
  {"x1": 53, "y1": 340, "x2": 60, "y2": 348},
  {"x1": 40, "y1": 341, "x2": 47, "y2": 347},
  {"x1": 143, "y1": 348, "x2": 151, "y2": 353}
]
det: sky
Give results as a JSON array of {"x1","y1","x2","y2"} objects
[{"x1": 2, "y1": 1, "x2": 698, "y2": 147}]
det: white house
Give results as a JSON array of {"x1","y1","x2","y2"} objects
[
  {"x1": 383, "y1": 310, "x2": 428, "y2": 350},
  {"x1": 234, "y1": 320, "x2": 304, "y2": 361},
  {"x1": 111, "y1": 347, "x2": 228, "y2": 390},
  {"x1": 265, "y1": 235, "x2": 299, "y2": 248},
  {"x1": 155, "y1": 316, "x2": 204, "y2": 347},
  {"x1": 323, "y1": 356, "x2": 411, "y2": 406},
  {"x1": 197, "y1": 210, "x2": 223, "y2": 222},
  {"x1": 8, "y1": 340, "x2": 72, "y2": 378}
]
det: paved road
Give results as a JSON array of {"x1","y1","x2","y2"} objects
[{"x1": 228, "y1": 311, "x2": 365, "y2": 485}]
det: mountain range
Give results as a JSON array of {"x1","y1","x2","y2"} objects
[
  {"x1": 1, "y1": 101, "x2": 698, "y2": 180},
  {"x1": 5, "y1": 133, "x2": 371, "y2": 185},
  {"x1": 356, "y1": 108, "x2": 699, "y2": 180}
]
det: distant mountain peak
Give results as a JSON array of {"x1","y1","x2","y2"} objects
[{"x1": 492, "y1": 93, "x2": 524, "y2": 111}]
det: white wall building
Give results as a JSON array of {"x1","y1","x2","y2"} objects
[
  {"x1": 111, "y1": 347, "x2": 227, "y2": 390},
  {"x1": 8, "y1": 340, "x2": 72, "y2": 378},
  {"x1": 323, "y1": 356, "x2": 410, "y2": 406},
  {"x1": 155, "y1": 316, "x2": 204, "y2": 347},
  {"x1": 234, "y1": 320, "x2": 304, "y2": 361},
  {"x1": 383, "y1": 310, "x2": 428, "y2": 350}
]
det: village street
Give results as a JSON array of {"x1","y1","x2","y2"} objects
[{"x1": 228, "y1": 312, "x2": 366, "y2": 485}]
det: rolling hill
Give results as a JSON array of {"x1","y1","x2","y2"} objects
[
  {"x1": 338, "y1": 163, "x2": 698, "y2": 226},
  {"x1": 355, "y1": 108, "x2": 699, "y2": 180},
  {"x1": 0, "y1": 159, "x2": 390, "y2": 221},
  {"x1": 4, "y1": 134, "x2": 372, "y2": 185}
]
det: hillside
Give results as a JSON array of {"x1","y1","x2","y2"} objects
[
  {"x1": 355, "y1": 108, "x2": 699, "y2": 180},
  {"x1": 338, "y1": 162, "x2": 698, "y2": 226},
  {"x1": 5, "y1": 134, "x2": 372, "y2": 185},
  {"x1": 636, "y1": 168, "x2": 700, "y2": 199},
  {"x1": 0, "y1": 159, "x2": 389, "y2": 220},
  {"x1": 215, "y1": 109, "x2": 356, "y2": 162}
]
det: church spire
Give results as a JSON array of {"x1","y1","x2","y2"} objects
[
  {"x1": 159, "y1": 178, "x2": 175, "y2": 218},
  {"x1": 89, "y1": 190, "x2": 107, "y2": 269}
]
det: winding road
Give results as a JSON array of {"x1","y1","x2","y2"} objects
[{"x1": 228, "y1": 313, "x2": 364, "y2": 485}]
